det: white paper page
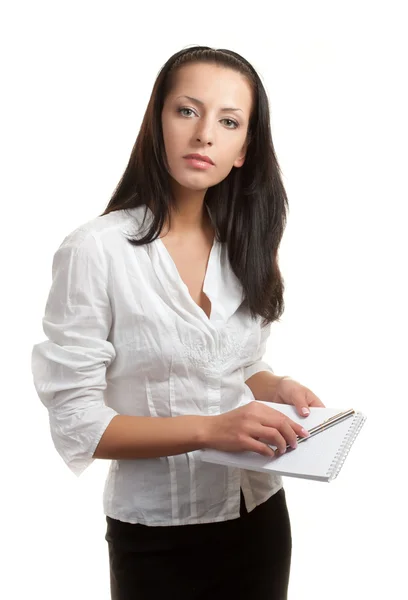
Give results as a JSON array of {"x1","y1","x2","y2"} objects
[{"x1": 200, "y1": 402, "x2": 359, "y2": 481}]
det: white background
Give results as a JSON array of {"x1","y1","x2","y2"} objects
[{"x1": 2, "y1": 1, "x2": 407, "y2": 598}]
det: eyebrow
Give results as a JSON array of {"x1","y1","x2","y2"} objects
[{"x1": 176, "y1": 95, "x2": 243, "y2": 113}]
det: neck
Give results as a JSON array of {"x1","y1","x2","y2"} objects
[{"x1": 163, "y1": 181, "x2": 212, "y2": 237}]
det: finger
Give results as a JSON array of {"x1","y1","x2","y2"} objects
[
  {"x1": 289, "y1": 419, "x2": 310, "y2": 439},
  {"x1": 261, "y1": 411, "x2": 310, "y2": 442},
  {"x1": 295, "y1": 404, "x2": 312, "y2": 417},
  {"x1": 258, "y1": 426, "x2": 287, "y2": 454},
  {"x1": 247, "y1": 438, "x2": 276, "y2": 457},
  {"x1": 306, "y1": 389, "x2": 325, "y2": 408},
  {"x1": 260, "y1": 421, "x2": 298, "y2": 449},
  {"x1": 279, "y1": 420, "x2": 301, "y2": 449},
  {"x1": 307, "y1": 398, "x2": 325, "y2": 408},
  {"x1": 290, "y1": 393, "x2": 313, "y2": 417}
]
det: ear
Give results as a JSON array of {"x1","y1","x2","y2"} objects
[
  {"x1": 233, "y1": 135, "x2": 250, "y2": 168},
  {"x1": 234, "y1": 152, "x2": 246, "y2": 168}
]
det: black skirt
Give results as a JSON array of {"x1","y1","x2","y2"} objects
[{"x1": 105, "y1": 487, "x2": 292, "y2": 600}]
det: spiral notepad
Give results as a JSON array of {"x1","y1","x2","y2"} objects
[{"x1": 200, "y1": 401, "x2": 366, "y2": 482}]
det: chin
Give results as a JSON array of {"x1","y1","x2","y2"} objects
[{"x1": 171, "y1": 173, "x2": 216, "y2": 191}]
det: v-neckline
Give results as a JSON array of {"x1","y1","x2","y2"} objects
[
  {"x1": 155, "y1": 234, "x2": 217, "y2": 322},
  {"x1": 126, "y1": 205, "x2": 245, "y2": 326}
]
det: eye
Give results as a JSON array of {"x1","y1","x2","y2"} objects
[
  {"x1": 177, "y1": 107, "x2": 239, "y2": 129},
  {"x1": 177, "y1": 107, "x2": 196, "y2": 118},
  {"x1": 221, "y1": 118, "x2": 239, "y2": 129}
]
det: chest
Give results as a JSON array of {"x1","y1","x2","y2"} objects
[
  {"x1": 159, "y1": 236, "x2": 213, "y2": 319},
  {"x1": 109, "y1": 234, "x2": 262, "y2": 378}
]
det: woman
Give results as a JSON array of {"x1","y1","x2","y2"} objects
[{"x1": 31, "y1": 46, "x2": 324, "y2": 599}]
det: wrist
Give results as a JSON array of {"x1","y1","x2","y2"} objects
[
  {"x1": 194, "y1": 415, "x2": 214, "y2": 449},
  {"x1": 272, "y1": 375, "x2": 292, "y2": 403}
]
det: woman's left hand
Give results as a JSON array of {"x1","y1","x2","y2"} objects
[{"x1": 274, "y1": 377, "x2": 326, "y2": 416}]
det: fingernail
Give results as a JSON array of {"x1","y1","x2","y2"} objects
[
  {"x1": 302, "y1": 407, "x2": 310, "y2": 415},
  {"x1": 301, "y1": 428, "x2": 310, "y2": 436}
]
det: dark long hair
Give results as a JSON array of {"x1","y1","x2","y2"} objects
[{"x1": 100, "y1": 45, "x2": 288, "y2": 326}]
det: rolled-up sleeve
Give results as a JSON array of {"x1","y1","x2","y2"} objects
[
  {"x1": 31, "y1": 229, "x2": 119, "y2": 477},
  {"x1": 243, "y1": 321, "x2": 274, "y2": 382}
]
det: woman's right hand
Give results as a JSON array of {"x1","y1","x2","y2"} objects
[{"x1": 203, "y1": 401, "x2": 310, "y2": 457}]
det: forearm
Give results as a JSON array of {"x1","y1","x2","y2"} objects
[
  {"x1": 93, "y1": 373, "x2": 286, "y2": 460},
  {"x1": 92, "y1": 414, "x2": 211, "y2": 460},
  {"x1": 245, "y1": 371, "x2": 285, "y2": 403}
]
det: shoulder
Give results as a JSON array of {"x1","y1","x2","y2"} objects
[{"x1": 57, "y1": 206, "x2": 149, "y2": 253}]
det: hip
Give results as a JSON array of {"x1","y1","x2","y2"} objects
[{"x1": 105, "y1": 486, "x2": 291, "y2": 553}]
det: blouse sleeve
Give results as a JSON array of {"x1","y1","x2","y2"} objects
[
  {"x1": 31, "y1": 229, "x2": 119, "y2": 477},
  {"x1": 243, "y1": 320, "x2": 274, "y2": 382}
]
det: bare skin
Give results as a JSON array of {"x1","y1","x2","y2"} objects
[{"x1": 159, "y1": 223, "x2": 214, "y2": 319}]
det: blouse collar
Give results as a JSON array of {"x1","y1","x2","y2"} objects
[{"x1": 123, "y1": 204, "x2": 245, "y2": 327}]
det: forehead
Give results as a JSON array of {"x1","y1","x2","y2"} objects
[{"x1": 168, "y1": 62, "x2": 253, "y2": 111}]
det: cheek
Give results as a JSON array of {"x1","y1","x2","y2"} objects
[
  {"x1": 217, "y1": 160, "x2": 236, "y2": 180},
  {"x1": 162, "y1": 124, "x2": 182, "y2": 157},
  {"x1": 161, "y1": 123, "x2": 171, "y2": 150},
  {"x1": 161, "y1": 115, "x2": 175, "y2": 143}
]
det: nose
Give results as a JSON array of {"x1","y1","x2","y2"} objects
[
  {"x1": 195, "y1": 121, "x2": 214, "y2": 146},
  {"x1": 196, "y1": 136, "x2": 213, "y2": 146}
]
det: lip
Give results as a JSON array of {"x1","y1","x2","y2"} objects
[
  {"x1": 183, "y1": 153, "x2": 215, "y2": 165},
  {"x1": 184, "y1": 157, "x2": 214, "y2": 170}
]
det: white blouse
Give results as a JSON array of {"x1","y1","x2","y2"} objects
[{"x1": 31, "y1": 205, "x2": 282, "y2": 526}]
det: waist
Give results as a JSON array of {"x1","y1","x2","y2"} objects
[
  {"x1": 105, "y1": 487, "x2": 286, "y2": 551},
  {"x1": 103, "y1": 459, "x2": 283, "y2": 526}
]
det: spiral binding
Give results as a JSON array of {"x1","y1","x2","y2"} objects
[{"x1": 327, "y1": 412, "x2": 367, "y2": 481}]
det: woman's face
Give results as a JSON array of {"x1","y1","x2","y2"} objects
[{"x1": 161, "y1": 62, "x2": 253, "y2": 194}]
